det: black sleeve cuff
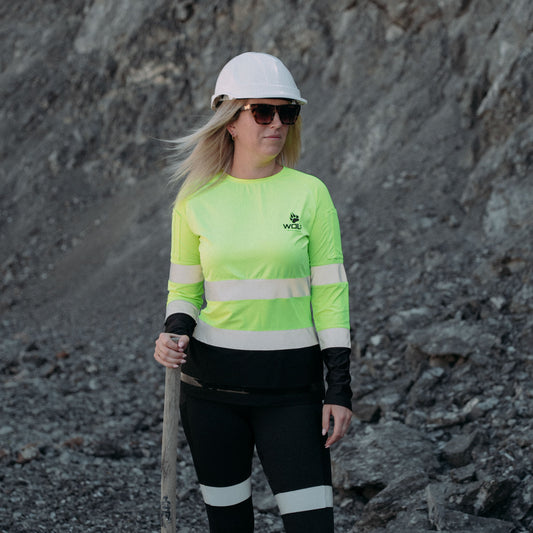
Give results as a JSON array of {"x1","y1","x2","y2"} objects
[
  {"x1": 323, "y1": 346, "x2": 353, "y2": 409},
  {"x1": 164, "y1": 313, "x2": 196, "y2": 337}
]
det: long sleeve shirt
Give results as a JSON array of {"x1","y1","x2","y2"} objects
[{"x1": 164, "y1": 167, "x2": 352, "y2": 408}]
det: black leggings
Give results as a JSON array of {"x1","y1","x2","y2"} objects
[{"x1": 180, "y1": 394, "x2": 334, "y2": 533}]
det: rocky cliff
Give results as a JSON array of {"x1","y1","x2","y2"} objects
[{"x1": 1, "y1": 1, "x2": 532, "y2": 532}]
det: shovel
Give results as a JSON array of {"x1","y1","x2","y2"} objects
[{"x1": 160, "y1": 365, "x2": 181, "y2": 532}]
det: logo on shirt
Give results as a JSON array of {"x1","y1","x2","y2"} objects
[{"x1": 283, "y1": 212, "x2": 302, "y2": 230}]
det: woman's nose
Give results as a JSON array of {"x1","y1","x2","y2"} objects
[{"x1": 270, "y1": 111, "x2": 283, "y2": 126}]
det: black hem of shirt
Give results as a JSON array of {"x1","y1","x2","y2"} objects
[
  {"x1": 180, "y1": 381, "x2": 325, "y2": 407},
  {"x1": 164, "y1": 314, "x2": 352, "y2": 409}
]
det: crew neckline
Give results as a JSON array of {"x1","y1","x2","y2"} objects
[{"x1": 226, "y1": 166, "x2": 288, "y2": 183}]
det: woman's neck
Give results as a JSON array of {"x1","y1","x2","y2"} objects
[{"x1": 229, "y1": 157, "x2": 282, "y2": 180}]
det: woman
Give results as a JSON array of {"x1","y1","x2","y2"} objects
[{"x1": 154, "y1": 52, "x2": 352, "y2": 533}]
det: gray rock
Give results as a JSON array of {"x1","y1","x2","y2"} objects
[
  {"x1": 408, "y1": 367, "x2": 446, "y2": 407},
  {"x1": 352, "y1": 402, "x2": 381, "y2": 423},
  {"x1": 386, "y1": 307, "x2": 433, "y2": 335},
  {"x1": 332, "y1": 421, "x2": 438, "y2": 491},
  {"x1": 406, "y1": 320, "x2": 500, "y2": 367},
  {"x1": 442, "y1": 431, "x2": 480, "y2": 467},
  {"x1": 358, "y1": 471, "x2": 429, "y2": 528},
  {"x1": 450, "y1": 464, "x2": 477, "y2": 484},
  {"x1": 426, "y1": 485, "x2": 515, "y2": 533}
]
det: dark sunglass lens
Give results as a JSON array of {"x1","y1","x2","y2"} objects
[
  {"x1": 278, "y1": 105, "x2": 300, "y2": 125},
  {"x1": 251, "y1": 104, "x2": 275, "y2": 124}
]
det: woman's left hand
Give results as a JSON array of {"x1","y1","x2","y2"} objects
[{"x1": 322, "y1": 404, "x2": 352, "y2": 448}]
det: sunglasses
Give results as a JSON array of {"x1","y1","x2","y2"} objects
[{"x1": 240, "y1": 103, "x2": 301, "y2": 125}]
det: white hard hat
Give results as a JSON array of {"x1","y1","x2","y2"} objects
[{"x1": 211, "y1": 52, "x2": 307, "y2": 109}]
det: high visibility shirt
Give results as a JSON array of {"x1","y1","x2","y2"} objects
[{"x1": 164, "y1": 167, "x2": 352, "y2": 408}]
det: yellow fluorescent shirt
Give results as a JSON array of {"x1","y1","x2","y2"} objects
[{"x1": 166, "y1": 167, "x2": 350, "y2": 352}]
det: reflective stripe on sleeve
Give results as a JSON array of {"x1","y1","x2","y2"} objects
[
  {"x1": 317, "y1": 328, "x2": 351, "y2": 350},
  {"x1": 200, "y1": 477, "x2": 252, "y2": 507},
  {"x1": 310, "y1": 264, "x2": 347, "y2": 286},
  {"x1": 204, "y1": 277, "x2": 310, "y2": 302},
  {"x1": 275, "y1": 485, "x2": 333, "y2": 515},
  {"x1": 165, "y1": 300, "x2": 200, "y2": 321},
  {"x1": 169, "y1": 263, "x2": 203, "y2": 284},
  {"x1": 194, "y1": 320, "x2": 318, "y2": 351}
]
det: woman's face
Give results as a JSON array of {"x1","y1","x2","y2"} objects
[{"x1": 228, "y1": 98, "x2": 290, "y2": 163}]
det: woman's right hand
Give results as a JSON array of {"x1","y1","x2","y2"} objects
[{"x1": 154, "y1": 332, "x2": 189, "y2": 368}]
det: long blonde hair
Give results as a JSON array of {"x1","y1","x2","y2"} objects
[{"x1": 168, "y1": 100, "x2": 302, "y2": 203}]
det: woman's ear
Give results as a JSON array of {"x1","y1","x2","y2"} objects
[{"x1": 227, "y1": 124, "x2": 236, "y2": 139}]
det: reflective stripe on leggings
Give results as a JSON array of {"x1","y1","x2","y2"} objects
[
  {"x1": 200, "y1": 477, "x2": 252, "y2": 507},
  {"x1": 275, "y1": 485, "x2": 333, "y2": 515}
]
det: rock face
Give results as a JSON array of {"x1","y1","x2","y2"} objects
[{"x1": 1, "y1": 1, "x2": 532, "y2": 532}]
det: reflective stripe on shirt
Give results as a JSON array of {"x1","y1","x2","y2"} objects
[
  {"x1": 311, "y1": 263, "x2": 347, "y2": 285},
  {"x1": 205, "y1": 277, "x2": 310, "y2": 301},
  {"x1": 317, "y1": 327, "x2": 351, "y2": 349},
  {"x1": 169, "y1": 263, "x2": 203, "y2": 284},
  {"x1": 166, "y1": 300, "x2": 200, "y2": 321},
  {"x1": 194, "y1": 320, "x2": 319, "y2": 351}
]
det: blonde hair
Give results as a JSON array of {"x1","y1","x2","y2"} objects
[{"x1": 167, "y1": 100, "x2": 302, "y2": 203}]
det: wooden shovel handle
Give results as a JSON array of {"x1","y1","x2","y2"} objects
[{"x1": 160, "y1": 366, "x2": 181, "y2": 532}]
